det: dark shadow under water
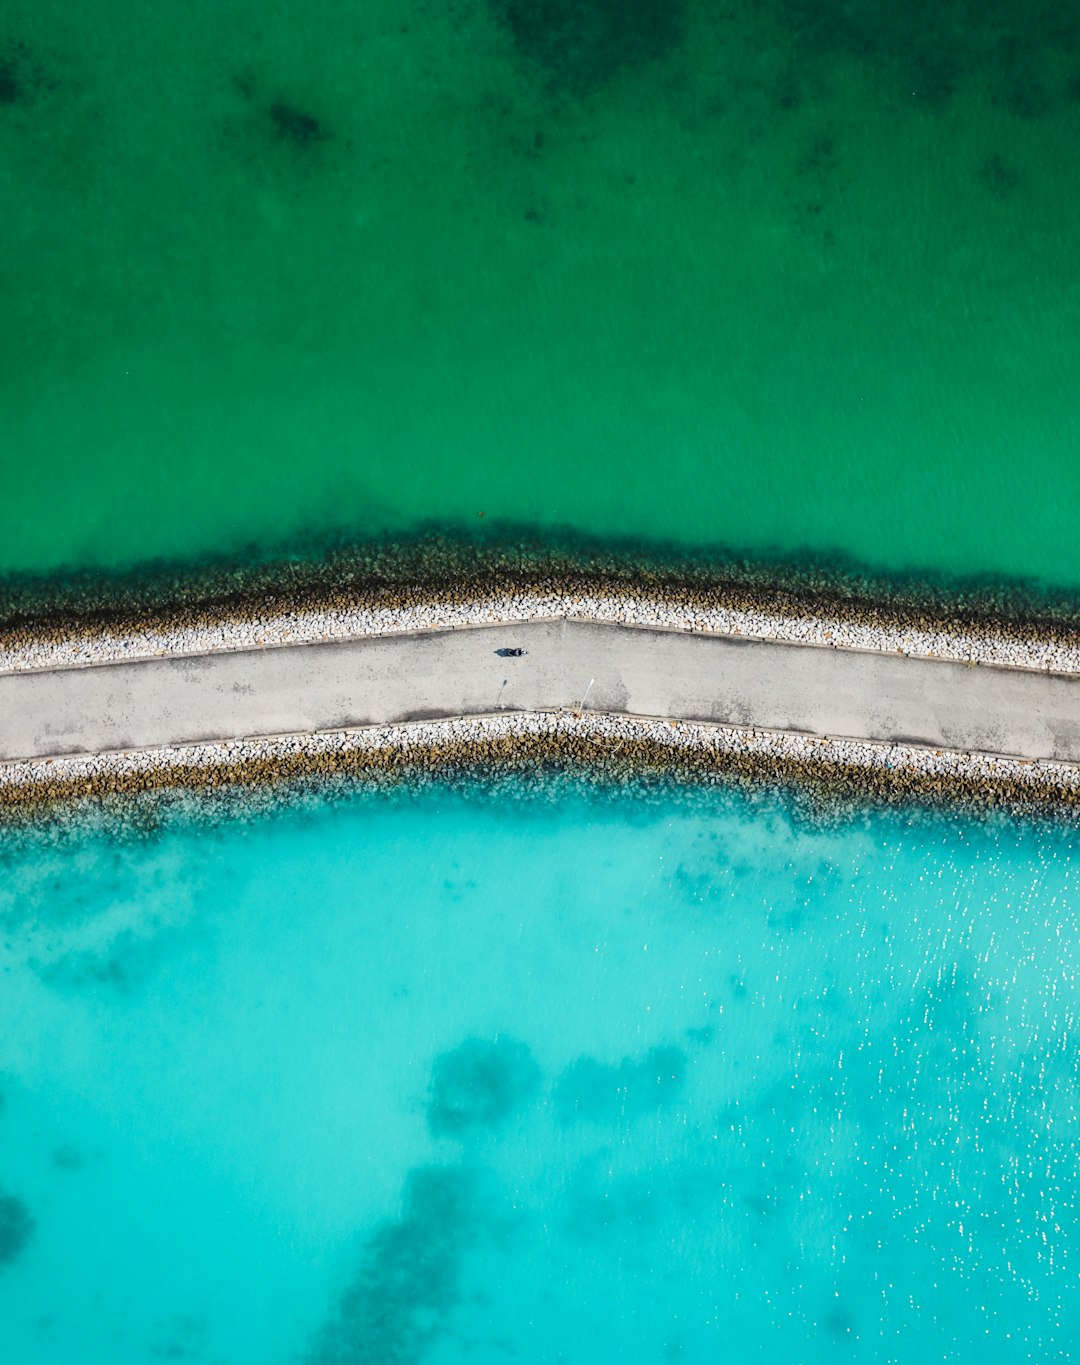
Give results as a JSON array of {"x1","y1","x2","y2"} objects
[{"x1": 4, "y1": 519, "x2": 1080, "y2": 639}]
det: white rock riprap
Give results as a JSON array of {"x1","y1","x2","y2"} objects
[
  {"x1": 2, "y1": 589, "x2": 1080, "y2": 676},
  {"x1": 2, "y1": 712, "x2": 1077, "y2": 819}
]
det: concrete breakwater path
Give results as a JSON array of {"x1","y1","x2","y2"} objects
[{"x1": 2, "y1": 619, "x2": 1080, "y2": 767}]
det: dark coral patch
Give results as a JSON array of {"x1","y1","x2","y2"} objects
[
  {"x1": 0, "y1": 39, "x2": 57, "y2": 108},
  {"x1": 978, "y1": 152, "x2": 1021, "y2": 199},
  {"x1": 0, "y1": 1189, "x2": 33, "y2": 1269},
  {"x1": 0, "y1": 41, "x2": 35, "y2": 107},
  {"x1": 489, "y1": 0, "x2": 686, "y2": 95},
  {"x1": 555, "y1": 1044, "x2": 687, "y2": 1123},
  {"x1": 305, "y1": 1166, "x2": 479, "y2": 1364},
  {"x1": 762, "y1": 0, "x2": 1077, "y2": 111},
  {"x1": 989, "y1": 37, "x2": 1051, "y2": 119},
  {"x1": 0, "y1": 57, "x2": 19, "y2": 105},
  {"x1": 52, "y1": 1144, "x2": 85, "y2": 1170},
  {"x1": 427, "y1": 1036, "x2": 541, "y2": 1137},
  {"x1": 269, "y1": 100, "x2": 327, "y2": 147}
]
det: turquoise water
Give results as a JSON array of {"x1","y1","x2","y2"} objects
[{"x1": 2, "y1": 787, "x2": 1078, "y2": 1362}]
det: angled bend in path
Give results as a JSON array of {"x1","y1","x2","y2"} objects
[{"x1": 2, "y1": 619, "x2": 1080, "y2": 766}]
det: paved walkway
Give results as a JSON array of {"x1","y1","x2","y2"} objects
[{"x1": 2, "y1": 620, "x2": 1080, "y2": 765}]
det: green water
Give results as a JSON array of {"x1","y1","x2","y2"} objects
[
  {"x1": 3, "y1": 1, "x2": 1080, "y2": 588},
  {"x1": 2, "y1": 788, "x2": 1079, "y2": 1362}
]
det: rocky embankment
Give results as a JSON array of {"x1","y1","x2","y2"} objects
[
  {"x1": 1, "y1": 712, "x2": 1076, "y2": 826},
  {"x1": 2, "y1": 581, "x2": 1080, "y2": 676}
]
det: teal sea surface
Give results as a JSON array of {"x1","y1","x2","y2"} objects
[
  {"x1": 2, "y1": 787, "x2": 1078, "y2": 1363},
  {"x1": 3, "y1": 0, "x2": 1080, "y2": 591}
]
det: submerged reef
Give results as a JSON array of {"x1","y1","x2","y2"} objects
[
  {"x1": 555, "y1": 1044, "x2": 687, "y2": 1124},
  {"x1": 427, "y1": 1036, "x2": 541, "y2": 1138},
  {"x1": 762, "y1": 0, "x2": 1080, "y2": 110},
  {"x1": 489, "y1": 0, "x2": 685, "y2": 95},
  {"x1": 268, "y1": 99, "x2": 327, "y2": 148},
  {"x1": 0, "y1": 39, "x2": 53, "y2": 109},
  {"x1": 0, "y1": 1188, "x2": 33, "y2": 1270},
  {"x1": 304, "y1": 1165, "x2": 481, "y2": 1365},
  {"x1": 0, "y1": 43, "x2": 27, "y2": 105}
]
